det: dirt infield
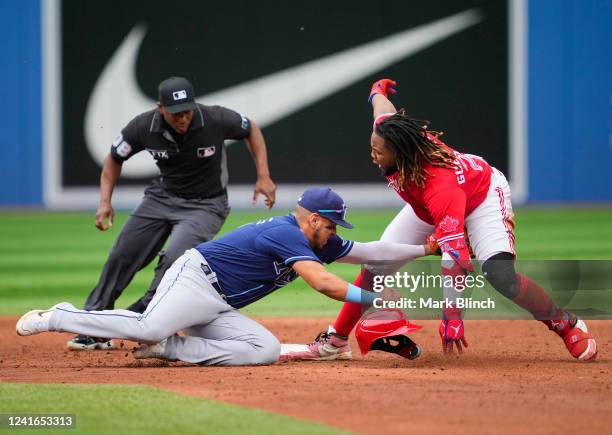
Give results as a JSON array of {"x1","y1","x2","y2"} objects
[{"x1": 2, "y1": 316, "x2": 611, "y2": 434}]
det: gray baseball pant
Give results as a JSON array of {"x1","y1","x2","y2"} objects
[
  {"x1": 84, "y1": 181, "x2": 229, "y2": 312},
  {"x1": 51, "y1": 249, "x2": 280, "y2": 366}
]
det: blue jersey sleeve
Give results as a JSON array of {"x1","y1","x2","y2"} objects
[
  {"x1": 316, "y1": 235, "x2": 354, "y2": 264},
  {"x1": 254, "y1": 225, "x2": 321, "y2": 266}
]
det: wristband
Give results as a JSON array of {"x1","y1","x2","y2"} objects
[
  {"x1": 345, "y1": 283, "x2": 378, "y2": 306},
  {"x1": 367, "y1": 92, "x2": 380, "y2": 104}
]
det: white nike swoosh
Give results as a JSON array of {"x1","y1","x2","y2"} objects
[{"x1": 85, "y1": 9, "x2": 482, "y2": 178}]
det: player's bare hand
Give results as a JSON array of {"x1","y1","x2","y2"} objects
[
  {"x1": 253, "y1": 176, "x2": 276, "y2": 209},
  {"x1": 95, "y1": 202, "x2": 114, "y2": 231},
  {"x1": 439, "y1": 319, "x2": 469, "y2": 355}
]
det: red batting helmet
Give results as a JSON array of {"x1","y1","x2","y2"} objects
[{"x1": 355, "y1": 308, "x2": 423, "y2": 359}]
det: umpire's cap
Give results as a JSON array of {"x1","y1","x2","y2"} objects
[
  {"x1": 158, "y1": 77, "x2": 197, "y2": 113},
  {"x1": 298, "y1": 187, "x2": 353, "y2": 229}
]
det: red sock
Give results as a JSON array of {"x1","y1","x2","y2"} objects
[
  {"x1": 333, "y1": 269, "x2": 374, "y2": 336},
  {"x1": 513, "y1": 273, "x2": 566, "y2": 331}
]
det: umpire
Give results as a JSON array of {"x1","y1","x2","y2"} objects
[{"x1": 67, "y1": 76, "x2": 276, "y2": 350}]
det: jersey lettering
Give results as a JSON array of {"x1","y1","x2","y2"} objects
[
  {"x1": 240, "y1": 114, "x2": 249, "y2": 130},
  {"x1": 146, "y1": 149, "x2": 169, "y2": 160},
  {"x1": 453, "y1": 152, "x2": 483, "y2": 185},
  {"x1": 458, "y1": 153, "x2": 484, "y2": 171},
  {"x1": 111, "y1": 134, "x2": 133, "y2": 158}
]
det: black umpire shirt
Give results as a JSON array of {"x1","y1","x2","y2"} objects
[{"x1": 109, "y1": 104, "x2": 251, "y2": 199}]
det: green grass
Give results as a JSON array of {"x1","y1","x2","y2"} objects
[
  {"x1": 1, "y1": 208, "x2": 611, "y2": 435},
  {"x1": 0, "y1": 384, "x2": 349, "y2": 435},
  {"x1": 0, "y1": 208, "x2": 611, "y2": 316}
]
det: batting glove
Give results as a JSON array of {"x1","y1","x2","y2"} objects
[
  {"x1": 439, "y1": 314, "x2": 468, "y2": 354},
  {"x1": 441, "y1": 238, "x2": 474, "y2": 274},
  {"x1": 426, "y1": 234, "x2": 442, "y2": 256},
  {"x1": 368, "y1": 78, "x2": 397, "y2": 103}
]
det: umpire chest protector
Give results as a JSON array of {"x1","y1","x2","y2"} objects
[{"x1": 110, "y1": 103, "x2": 251, "y2": 199}]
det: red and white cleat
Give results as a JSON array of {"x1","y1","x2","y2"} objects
[
  {"x1": 563, "y1": 319, "x2": 598, "y2": 361},
  {"x1": 279, "y1": 326, "x2": 352, "y2": 361},
  {"x1": 549, "y1": 316, "x2": 597, "y2": 361}
]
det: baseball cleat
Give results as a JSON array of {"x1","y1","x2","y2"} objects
[
  {"x1": 563, "y1": 319, "x2": 597, "y2": 361},
  {"x1": 66, "y1": 334, "x2": 115, "y2": 351},
  {"x1": 16, "y1": 302, "x2": 70, "y2": 336},
  {"x1": 133, "y1": 339, "x2": 168, "y2": 360},
  {"x1": 548, "y1": 315, "x2": 598, "y2": 361},
  {"x1": 279, "y1": 326, "x2": 352, "y2": 361}
]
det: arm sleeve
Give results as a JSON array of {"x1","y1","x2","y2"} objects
[
  {"x1": 372, "y1": 112, "x2": 396, "y2": 130},
  {"x1": 337, "y1": 241, "x2": 426, "y2": 264},
  {"x1": 109, "y1": 120, "x2": 144, "y2": 162},
  {"x1": 315, "y1": 235, "x2": 354, "y2": 264},
  {"x1": 217, "y1": 106, "x2": 251, "y2": 140}
]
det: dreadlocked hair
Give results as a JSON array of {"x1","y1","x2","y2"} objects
[{"x1": 375, "y1": 109, "x2": 456, "y2": 188}]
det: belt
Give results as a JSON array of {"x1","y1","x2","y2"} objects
[{"x1": 199, "y1": 257, "x2": 227, "y2": 301}]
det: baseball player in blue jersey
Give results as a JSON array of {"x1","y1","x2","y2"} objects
[{"x1": 16, "y1": 188, "x2": 433, "y2": 366}]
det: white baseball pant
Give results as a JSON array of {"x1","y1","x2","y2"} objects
[
  {"x1": 49, "y1": 249, "x2": 280, "y2": 366},
  {"x1": 366, "y1": 168, "x2": 515, "y2": 277}
]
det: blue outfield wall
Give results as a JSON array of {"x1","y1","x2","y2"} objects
[
  {"x1": 528, "y1": 0, "x2": 612, "y2": 201},
  {"x1": 0, "y1": 1, "x2": 610, "y2": 206},
  {"x1": 0, "y1": 1, "x2": 42, "y2": 205}
]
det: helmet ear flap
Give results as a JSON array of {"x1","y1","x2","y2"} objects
[
  {"x1": 370, "y1": 335, "x2": 421, "y2": 360},
  {"x1": 355, "y1": 308, "x2": 423, "y2": 356}
]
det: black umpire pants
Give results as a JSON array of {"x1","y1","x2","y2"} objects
[{"x1": 84, "y1": 181, "x2": 230, "y2": 313}]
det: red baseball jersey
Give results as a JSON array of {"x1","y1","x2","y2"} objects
[{"x1": 375, "y1": 113, "x2": 492, "y2": 251}]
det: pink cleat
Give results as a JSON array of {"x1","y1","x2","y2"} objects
[{"x1": 279, "y1": 326, "x2": 352, "y2": 361}]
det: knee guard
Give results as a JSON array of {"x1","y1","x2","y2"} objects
[{"x1": 481, "y1": 252, "x2": 520, "y2": 299}]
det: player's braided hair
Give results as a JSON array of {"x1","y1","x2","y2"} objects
[{"x1": 375, "y1": 109, "x2": 456, "y2": 188}]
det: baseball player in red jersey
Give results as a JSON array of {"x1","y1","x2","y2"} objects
[{"x1": 281, "y1": 78, "x2": 597, "y2": 361}]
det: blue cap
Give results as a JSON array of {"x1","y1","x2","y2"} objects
[{"x1": 297, "y1": 188, "x2": 353, "y2": 229}]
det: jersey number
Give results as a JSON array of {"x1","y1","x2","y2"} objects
[{"x1": 454, "y1": 153, "x2": 484, "y2": 185}]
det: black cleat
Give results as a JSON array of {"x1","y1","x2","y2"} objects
[{"x1": 66, "y1": 334, "x2": 115, "y2": 351}]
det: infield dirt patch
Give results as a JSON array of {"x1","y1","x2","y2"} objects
[{"x1": 2, "y1": 317, "x2": 611, "y2": 434}]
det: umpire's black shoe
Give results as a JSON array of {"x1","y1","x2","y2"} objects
[
  {"x1": 126, "y1": 299, "x2": 147, "y2": 314},
  {"x1": 66, "y1": 334, "x2": 115, "y2": 351}
]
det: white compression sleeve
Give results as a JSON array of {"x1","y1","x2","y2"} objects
[{"x1": 338, "y1": 241, "x2": 426, "y2": 265}]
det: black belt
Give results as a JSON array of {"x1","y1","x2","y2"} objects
[{"x1": 200, "y1": 261, "x2": 227, "y2": 301}]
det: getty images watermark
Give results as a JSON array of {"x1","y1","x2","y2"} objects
[
  {"x1": 365, "y1": 260, "x2": 612, "y2": 320},
  {"x1": 370, "y1": 271, "x2": 496, "y2": 310}
]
